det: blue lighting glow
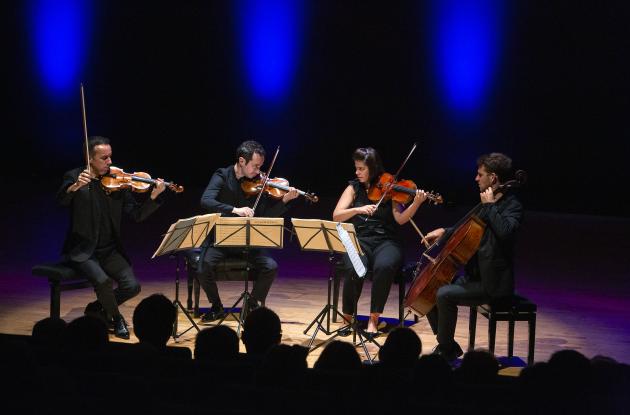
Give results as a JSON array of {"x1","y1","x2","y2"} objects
[
  {"x1": 236, "y1": 0, "x2": 304, "y2": 104},
  {"x1": 430, "y1": 0, "x2": 504, "y2": 116},
  {"x1": 31, "y1": 0, "x2": 91, "y2": 99}
]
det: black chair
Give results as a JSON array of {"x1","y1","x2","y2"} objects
[
  {"x1": 468, "y1": 294, "x2": 537, "y2": 365},
  {"x1": 31, "y1": 262, "x2": 93, "y2": 319},
  {"x1": 183, "y1": 248, "x2": 260, "y2": 318}
]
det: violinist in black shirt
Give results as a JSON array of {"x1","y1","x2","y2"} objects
[
  {"x1": 333, "y1": 147, "x2": 427, "y2": 334},
  {"x1": 57, "y1": 136, "x2": 166, "y2": 339},
  {"x1": 197, "y1": 140, "x2": 299, "y2": 322}
]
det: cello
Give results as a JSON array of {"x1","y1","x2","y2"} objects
[{"x1": 404, "y1": 170, "x2": 527, "y2": 316}]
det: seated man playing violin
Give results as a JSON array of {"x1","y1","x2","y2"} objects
[
  {"x1": 57, "y1": 136, "x2": 167, "y2": 339},
  {"x1": 333, "y1": 147, "x2": 427, "y2": 335},
  {"x1": 197, "y1": 140, "x2": 299, "y2": 322}
]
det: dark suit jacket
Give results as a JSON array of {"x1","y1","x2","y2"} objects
[
  {"x1": 443, "y1": 193, "x2": 523, "y2": 298},
  {"x1": 57, "y1": 168, "x2": 163, "y2": 262}
]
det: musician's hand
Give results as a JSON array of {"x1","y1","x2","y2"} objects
[
  {"x1": 67, "y1": 169, "x2": 92, "y2": 193},
  {"x1": 150, "y1": 178, "x2": 166, "y2": 200},
  {"x1": 412, "y1": 189, "x2": 427, "y2": 206},
  {"x1": 282, "y1": 187, "x2": 299, "y2": 203},
  {"x1": 425, "y1": 228, "x2": 445, "y2": 243},
  {"x1": 233, "y1": 207, "x2": 255, "y2": 217},
  {"x1": 480, "y1": 187, "x2": 496, "y2": 204},
  {"x1": 356, "y1": 204, "x2": 377, "y2": 216}
]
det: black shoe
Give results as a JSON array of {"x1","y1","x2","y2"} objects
[
  {"x1": 338, "y1": 327, "x2": 352, "y2": 337},
  {"x1": 432, "y1": 342, "x2": 464, "y2": 362},
  {"x1": 361, "y1": 330, "x2": 382, "y2": 341},
  {"x1": 246, "y1": 298, "x2": 260, "y2": 313},
  {"x1": 113, "y1": 315, "x2": 130, "y2": 340},
  {"x1": 201, "y1": 305, "x2": 226, "y2": 324}
]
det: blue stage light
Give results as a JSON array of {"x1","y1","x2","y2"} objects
[
  {"x1": 236, "y1": 0, "x2": 304, "y2": 105},
  {"x1": 430, "y1": 0, "x2": 504, "y2": 117},
  {"x1": 30, "y1": 0, "x2": 91, "y2": 99}
]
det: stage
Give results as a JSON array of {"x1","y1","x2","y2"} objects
[{"x1": 1, "y1": 189, "x2": 628, "y2": 367}]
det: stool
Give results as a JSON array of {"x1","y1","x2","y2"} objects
[
  {"x1": 183, "y1": 248, "x2": 259, "y2": 317},
  {"x1": 32, "y1": 263, "x2": 93, "y2": 319},
  {"x1": 331, "y1": 261, "x2": 416, "y2": 327},
  {"x1": 468, "y1": 294, "x2": 537, "y2": 365}
]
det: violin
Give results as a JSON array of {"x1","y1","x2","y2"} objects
[
  {"x1": 367, "y1": 172, "x2": 443, "y2": 205},
  {"x1": 241, "y1": 172, "x2": 318, "y2": 203},
  {"x1": 100, "y1": 166, "x2": 184, "y2": 193}
]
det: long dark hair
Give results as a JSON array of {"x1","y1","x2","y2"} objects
[{"x1": 352, "y1": 147, "x2": 384, "y2": 185}]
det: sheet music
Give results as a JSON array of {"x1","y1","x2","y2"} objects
[
  {"x1": 336, "y1": 222, "x2": 366, "y2": 278},
  {"x1": 152, "y1": 213, "x2": 220, "y2": 258}
]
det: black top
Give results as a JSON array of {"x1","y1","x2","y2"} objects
[
  {"x1": 200, "y1": 165, "x2": 288, "y2": 218},
  {"x1": 347, "y1": 179, "x2": 399, "y2": 241},
  {"x1": 443, "y1": 192, "x2": 524, "y2": 297},
  {"x1": 56, "y1": 167, "x2": 163, "y2": 263}
]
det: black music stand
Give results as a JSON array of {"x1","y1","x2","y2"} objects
[
  {"x1": 291, "y1": 218, "x2": 377, "y2": 358},
  {"x1": 213, "y1": 216, "x2": 284, "y2": 336},
  {"x1": 152, "y1": 213, "x2": 220, "y2": 341}
]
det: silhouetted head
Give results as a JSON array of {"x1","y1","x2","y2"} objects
[
  {"x1": 195, "y1": 325, "x2": 239, "y2": 361},
  {"x1": 314, "y1": 340, "x2": 362, "y2": 372},
  {"x1": 32, "y1": 317, "x2": 67, "y2": 348},
  {"x1": 132, "y1": 293, "x2": 176, "y2": 349},
  {"x1": 63, "y1": 315, "x2": 109, "y2": 352},
  {"x1": 378, "y1": 327, "x2": 422, "y2": 368},
  {"x1": 241, "y1": 307, "x2": 282, "y2": 355}
]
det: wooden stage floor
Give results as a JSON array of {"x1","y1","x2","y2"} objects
[{"x1": 1, "y1": 271, "x2": 628, "y2": 368}]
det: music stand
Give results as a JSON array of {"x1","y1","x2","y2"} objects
[
  {"x1": 291, "y1": 218, "x2": 375, "y2": 357},
  {"x1": 213, "y1": 216, "x2": 284, "y2": 336},
  {"x1": 152, "y1": 213, "x2": 220, "y2": 341}
]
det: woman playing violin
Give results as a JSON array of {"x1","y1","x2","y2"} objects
[
  {"x1": 57, "y1": 136, "x2": 167, "y2": 339},
  {"x1": 333, "y1": 147, "x2": 427, "y2": 334},
  {"x1": 197, "y1": 140, "x2": 299, "y2": 323}
]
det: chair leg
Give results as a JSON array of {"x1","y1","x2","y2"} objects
[
  {"x1": 488, "y1": 316, "x2": 497, "y2": 355},
  {"x1": 508, "y1": 319, "x2": 515, "y2": 357},
  {"x1": 332, "y1": 270, "x2": 341, "y2": 323},
  {"x1": 193, "y1": 275, "x2": 201, "y2": 318},
  {"x1": 186, "y1": 268, "x2": 194, "y2": 311},
  {"x1": 468, "y1": 306, "x2": 477, "y2": 352},
  {"x1": 528, "y1": 315, "x2": 536, "y2": 366},
  {"x1": 50, "y1": 280, "x2": 61, "y2": 319},
  {"x1": 398, "y1": 281, "x2": 405, "y2": 327}
]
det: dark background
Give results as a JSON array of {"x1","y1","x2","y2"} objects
[{"x1": 6, "y1": 1, "x2": 630, "y2": 217}]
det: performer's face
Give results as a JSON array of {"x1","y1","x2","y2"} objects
[
  {"x1": 354, "y1": 160, "x2": 370, "y2": 184},
  {"x1": 476, "y1": 165, "x2": 497, "y2": 192},
  {"x1": 239, "y1": 152, "x2": 264, "y2": 179},
  {"x1": 90, "y1": 144, "x2": 112, "y2": 177}
]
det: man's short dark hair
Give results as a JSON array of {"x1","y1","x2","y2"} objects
[
  {"x1": 86, "y1": 136, "x2": 110, "y2": 157},
  {"x1": 236, "y1": 140, "x2": 266, "y2": 163},
  {"x1": 477, "y1": 152, "x2": 513, "y2": 183}
]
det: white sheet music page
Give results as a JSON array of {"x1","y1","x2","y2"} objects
[{"x1": 336, "y1": 222, "x2": 366, "y2": 278}]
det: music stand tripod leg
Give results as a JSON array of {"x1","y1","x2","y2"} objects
[
  {"x1": 215, "y1": 249, "x2": 252, "y2": 337},
  {"x1": 171, "y1": 254, "x2": 200, "y2": 340}
]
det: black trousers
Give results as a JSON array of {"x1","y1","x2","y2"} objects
[
  {"x1": 197, "y1": 246, "x2": 277, "y2": 307},
  {"x1": 71, "y1": 247, "x2": 141, "y2": 319},
  {"x1": 426, "y1": 275, "x2": 489, "y2": 350},
  {"x1": 341, "y1": 237, "x2": 402, "y2": 315}
]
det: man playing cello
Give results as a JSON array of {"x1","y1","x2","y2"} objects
[{"x1": 424, "y1": 152, "x2": 524, "y2": 362}]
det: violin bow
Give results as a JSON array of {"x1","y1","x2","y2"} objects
[
  {"x1": 252, "y1": 145, "x2": 280, "y2": 215},
  {"x1": 80, "y1": 83, "x2": 91, "y2": 176},
  {"x1": 368, "y1": 142, "x2": 418, "y2": 217}
]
